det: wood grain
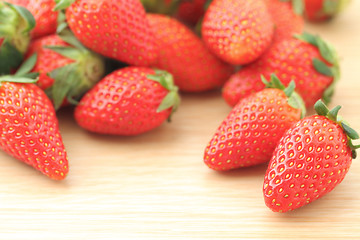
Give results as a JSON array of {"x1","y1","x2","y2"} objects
[{"x1": 1, "y1": 2, "x2": 360, "y2": 239}]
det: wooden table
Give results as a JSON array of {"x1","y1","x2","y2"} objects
[{"x1": 1, "y1": 3, "x2": 360, "y2": 239}]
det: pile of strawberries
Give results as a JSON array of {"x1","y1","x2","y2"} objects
[{"x1": 0, "y1": 0, "x2": 356, "y2": 213}]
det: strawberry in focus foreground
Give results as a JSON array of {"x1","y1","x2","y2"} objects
[
  {"x1": 263, "y1": 100, "x2": 359, "y2": 212},
  {"x1": 204, "y1": 75, "x2": 305, "y2": 171},
  {"x1": 0, "y1": 56, "x2": 69, "y2": 180},
  {"x1": 75, "y1": 67, "x2": 180, "y2": 136}
]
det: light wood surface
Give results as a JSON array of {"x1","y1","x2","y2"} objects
[{"x1": 1, "y1": 3, "x2": 360, "y2": 240}]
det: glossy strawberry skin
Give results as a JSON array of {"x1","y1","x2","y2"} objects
[
  {"x1": 204, "y1": 88, "x2": 302, "y2": 171},
  {"x1": 75, "y1": 67, "x2": 172, "y2": 136},
  {"x1": 201, "y1": 0, "x2": 274, "y2": 65},
  {"x1": 0, "y1": 83, "x2": 68, "y2": 180},
  {"x1": 26, "y1": 35, "x2": 73, "y2": 90},
  {"x1": 65, "y1": 0, "x2": 158, "y2": 67},
  {"x1": 263, "y1": 115, "x2": 352, "y2": 212},
  {"x1": 264, "y1": 0, "x2": 304, "y2": 42},
  {"x1": 147, "y1": 14, "x2": 233, "y2": 92},
  {"x1": 6, "y1": 0, "x2": 58, "y2": 39}
]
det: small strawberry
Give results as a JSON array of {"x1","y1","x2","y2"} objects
[
  {"x1": 55, "y1": 0, "x2": 158, "y2": 67},
  {"x1": 5, "y1": 0, "x2": 58, "y2": 39},
  {"x1": 0, "y1": 56, "x2": 69, "y2": 180},
  {"x1": 0, "y1": 1, "x2": 35, "y2": 75},
  {"x1": 25, "y1": 32, "x2": 105, "y2": 110},
  {"x1": 222, "y1": 32, "x2": 340, "y2": 108},
  {"x1": 201, "y1": 0, "x2": 274, "y2": 65},
  {"x1": 147, "y1": 14, "x2": 233, "y2": 92},
  {"x1": 204, "y1": 75, "x2": 305, "y2": 171},
  {"x1": 264, "y1": 0, "x2": 304, "y2": 42},
  {"x1": 263, "y1": 100, "x2": 359, "y2": 212},
  {"x1": 75, "y1": 67, "x2": 180, "y2": 136},
  {"x1": 303, "y1": 0, "x2": 351, "y2": 22}
]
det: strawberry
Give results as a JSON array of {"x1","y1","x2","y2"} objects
[
  {"x1": 204, "y1": 75, "x2": 305, "y2": 171},
  {"x1": 222, "y1": 32, "x2": 340, "y2": 108},
  {"x1": 264, "y1": 0, "x2": 304, "y2": 42},
  {"x1": 0, "y1": 1, "x2": 35, "y2": 75},
  {"x1": 0, "y1": 56, "x2": 69, "y2": 180},
  {"x1": 75, "y1": 67, "x2": 180, "y2": 136},
  {"x1": 176, "y1": 0, "x2": 206, "y2": 25},
  {"x1": 303, "y1": 0, "x2": 351, "y2": 22},
  {"x1": 263, "y1": 100, "x2": 359, "y2": 212},
  {"x1": 201, "y1": 0, "x2": 274, "y2": 65},
  {"x1": 25, "y1": 32, "x2": 105, "y2": 110},
  {"x1": 147, "y1": 14, "x2": 233, "y2": 92},
  {"x1": 55, "y1": 0, "x2": 158, "y2": 67},
  {"x1": 5, "y1": 0, "x2": 58, "y2": 39}
]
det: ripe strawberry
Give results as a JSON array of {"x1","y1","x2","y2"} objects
[
  {"x1": 0, "y1": 57, "x2": 69, "y2": 180},
  {"x1": 56, "y1": 0, "x2": 158, "y2": 67},
  {"x1": 75, "y1": 67, "x2": 180, "y2": 136},
  {"x1": 0, "y1": 1, "x2": 35, "y2": 75},
  {"x1": 263, "y1": 100, "x2": 358, "y2": 212},
  {"x1": 176, "y1": 0, "x2": 206, "y2": 25},
  {"x1": 25, "y1": 33, "x2": 105, "y2": 110},
  {"x1": 222, "y1": 32, "x2": 340, "y2": 108},
  {"x1": 303, "y1": 0, "x2": 351, "y2": 22},
  {"x1": 204, "y1": 75, "x2": 305, "y2": 171},
  {"x1": 264, "y1": 0, "x2": 304, "y2": 42},
  {"x1": 147, "y1": 14, "x2": 233, "y2": 92},
  {"x1": 201, "y1": 0, "x2": 274, "y2": 65},
  {"x1": 5, "y1": 0, "x2": 58, "y2": 39}
]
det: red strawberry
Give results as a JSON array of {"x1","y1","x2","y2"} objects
[
  {"x1": 56, "y1": 0, "x2": 158, "y2": 67},
  {"x1": 222, "y1": 64, "x2": 267, "y2": 106},
  {"x1": 176, "y1": 0, "x2": 206, "y2": 25},
  {"x1": 75, "y1": 67, "x2": 180, "y2": 136},
  {"x1": 222, "y1": 32, "x2": 340, "y2": 108},
  {"x1": 5, "y1": 0, "x2": 58, "y2": 39},
  {"x1": 25, "y1": 33, "x2": 105, "y2": 109},
  {"x1": 0, "y1": 1, "x2": 35, "y2": 75},
  {"x1": 264, "y1": 0, "x2": 304, "y2": 42},
  {"x1": 263, "y1": 100, "x2": 358, "y2": 212},
  {"x1": 201, "y1": 0, "x2": 274, "y2": 65},
  {"x1": 0, "y1": 58, "x2": 69, "y2": 180},
  {"x1": 304, "y1": 0, "x2": 351, "y2": 22},
  {"x1": 204, "y1": 75, "x2": 305, "y2": 171},
  {"x1": 147, "y1": 14, "x2": 233, "y2": 92}
]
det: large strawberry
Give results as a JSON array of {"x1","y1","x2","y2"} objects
[
  {"x1": 147, "y1": 14, "x2": 233, "y2": 92},
  {"x1": 303, "y1": 0, "x2": 351, "y2": 22},
  {"x1": 0, "y1": 1, "x2": 35, "y2": 75},
  {"x1": 5, "y1": 0, "x2": 58, "y2": 39},
  {"x1": 25, "y1": 32, "x2": 105, "y2": 110},
  {"x1": 222, "y1": 32, "x2": 340, "y2": 108},
  {"x1": 0, "y1": 56, "x2": 69, "y2": 180},
  {"x1": 55, "y1": 0, "x2": 158, "y2": 67},
  {"x1": 204, "y1": 75, "x2": 305, "y2": 171},
  {"x1": 75, "y1": 67, "x2": 180, "y2": 136},
  {"x1": 263, "y1": 100, "x2": 358, "y2": 212},
  {"x1": 201, "y1": 0, "x2": 274, "y2": 65}
]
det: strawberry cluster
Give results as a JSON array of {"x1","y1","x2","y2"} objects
[{"x1": 0, "y1": 0, "x2": 355, "y2": 213}]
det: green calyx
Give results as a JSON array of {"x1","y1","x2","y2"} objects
[
  {"x1": 45, "y1": 30, "x2": 105, "y2": 110},
  {"x1": 0, "y1": 53, "x2": 38, "y2": 86},
  {"x1": 322, "y1": 0, "x2": 351, "y2": 16},
  {"x1": 262, "y1": 74, "x2": 306, "y2": 119},
  {"x1": 294, "y1": 32, "x2": 340, "y2": 105},
  {"x1": 314, "y1": 100, "x2": 360, "y2": 159},
  {"x1": 54, "y1": 0, "x2": 76, "y2": 11},
  {"x1": 0, "y1": 2, "x2": 35, "y2": 75},
  {"x1": 147, "y1": 70, "x2": 180, "y2": 121}
]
